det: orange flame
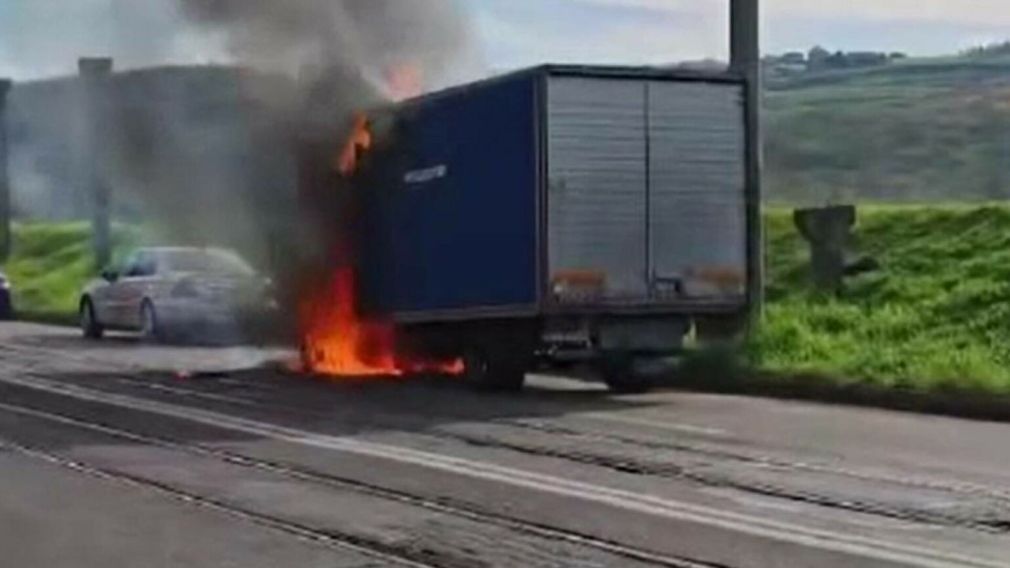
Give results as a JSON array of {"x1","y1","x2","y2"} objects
[
  {"x1": 299, "y1": 267, "x2": 464, "y2": 378},
  {"x1": 299, "y1": 268, "x2": 399, "y2": 376},
  {"x1": 298, "y1": 110, "x2": 463, "y2": 379},
  {"x1": 336, "y1": 112, "x2": 373, "y2": 177}
]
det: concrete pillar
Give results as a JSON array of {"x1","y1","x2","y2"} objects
[
  {"x1": 794, "y1": 206, "x2": 856, "y2": 293},
  {"x1": 0, "y1": 79, "x2": 11, "y2": 262},
  {"x1": 730, "y1": 0, "x2": 764, "y2": 317},
  {"x1": 79, "y1": 57, "x2": 114, "y2": 269}
]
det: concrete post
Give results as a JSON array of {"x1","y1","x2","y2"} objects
[
  {"x1": 730, "y1": 0, "x2": 763, "y2": 317},
  {"x1": 0, "y1": 79, "x2": 11, "y2": 262},
  {"x1": 79, "y1": 57, "x2": 114, "y2": 269},
  {"x1": 794, "y1": 206, "x2": 856, "y2": 293}
]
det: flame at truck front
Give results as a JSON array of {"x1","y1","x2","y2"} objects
[{"x1": 299, "y1": 112, "x2": 463, "y2": 378}]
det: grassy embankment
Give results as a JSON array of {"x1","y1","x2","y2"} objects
[
  {"x1": 750, "y1": 204, "x2": 1010, "y2": 398},
  {"x1": 8, "y1": 209, "x2": 1010, "y2": 403},
  {"x1": 1, "y1": 222, "x2": 141, "y2": 324}
]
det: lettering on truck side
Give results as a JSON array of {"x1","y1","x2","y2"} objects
[{"x1": 404, "y1": 165, "x2": 448, "y2": 186}]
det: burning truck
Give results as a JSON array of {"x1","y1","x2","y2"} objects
[{"x1": 299, "y1": 65, "x2": 757, "y2": 393}]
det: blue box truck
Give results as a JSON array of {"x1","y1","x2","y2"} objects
[{"x1": 352, "y1": 65, "x2": 757, "y2": 392}]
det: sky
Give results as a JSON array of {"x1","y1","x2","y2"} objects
[{"x1": 2, "y1": 0, "x2": 1010, "y2": 81}]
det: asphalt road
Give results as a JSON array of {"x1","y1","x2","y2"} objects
[{"x1": 0, "y1": 322, "x2": 1008, "y2": 567}]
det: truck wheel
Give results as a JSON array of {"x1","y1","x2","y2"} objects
[
  {"x1": 463, "y1": 345, "x2": 527, "y2": 392},
  {"x1": 600, "y1": 353, "x2": 654, "y2": 394}
]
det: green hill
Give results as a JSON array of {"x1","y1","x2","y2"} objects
[{"x1": 766, "y1": 53, "x2": 1010, "y2": 203}]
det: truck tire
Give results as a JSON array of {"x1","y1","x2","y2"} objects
[
  {"x1": 600, "y1": 353, "x2": 654, "y2": 394},
  {"x1": 463, "y1": 344, "x2": 527, "y2": 392}
]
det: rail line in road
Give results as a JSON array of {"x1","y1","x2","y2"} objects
[
  {"x1": 0, "y1": 372, "x2": 1003, "y2": 568},
  {"x1": 11, "y1": 337, "x2": 1010, "y2": 513},
  {"x1": 443, "y1": 418, "x2": 1010, "y2": 533},
  {"x1": 0, "y1": 435, "x2": 443, "y2": 568},
  {"x1": 6, "y1": 338, "x2": 1010, "y2": 541},
  {"x1": 0, "y1": 396, "x2": 717, "y2": 568},
  {"x1": 18, "y1": 344, "x2": 1009, "y2": 537}
]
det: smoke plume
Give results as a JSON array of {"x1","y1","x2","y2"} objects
[
  {"x1": 7, "y1": 0, "x2": 480, "y2": 345},
  {"x1": 177, "y1": 0, "x2": 480, "y2": 99},
  {"x1": 153, "y1": 0, "x2": 481, "y2": 339}
]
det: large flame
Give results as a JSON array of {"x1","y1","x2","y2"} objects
[
  {"x1": 299, "y1": 110, "x2": 463, "y2": 379},
  {"x1": 299, "y1": 267, "x2": 399, "y2": 376}
]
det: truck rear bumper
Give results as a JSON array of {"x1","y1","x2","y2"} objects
[{"x1": 541, "y1": 314, "x2": 692, "y2": 358}]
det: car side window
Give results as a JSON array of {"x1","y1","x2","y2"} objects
[
  {"x1": 121, "y1": 252, "x2": 141, "y2": 278},
  {"x1": 124, "y1": 252, "x2": 157, "y2": 278}
]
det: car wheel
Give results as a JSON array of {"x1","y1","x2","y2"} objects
[
  {"x1": 80, "y1": 298, "x2": 104, "y2": 339},
  {"x1": 140, "y1": 301, "x2": 163, "y2": 342}
]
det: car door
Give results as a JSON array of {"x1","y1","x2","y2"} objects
[
  {"x1": 117, "y1": 251, "x2": 159, "y2": 329},
  {"x1": 97, "y1": 252, "x2": 138, "y2": 328}
]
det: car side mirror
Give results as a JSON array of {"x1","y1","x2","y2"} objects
[{"x1": 101, "y1": 269, "x2": 120, "y2": 283}]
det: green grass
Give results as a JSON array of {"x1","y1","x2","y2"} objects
[
  {"x1": 2, "y1": 223, "x2": 142, "y2": 322},
  {"x1": 752, "y1": 204, "x2": 1010, "y2": 394}
]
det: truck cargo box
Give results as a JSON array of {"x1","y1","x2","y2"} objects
[{"x1": 357, "y1": 65, "x2": 753, "y2": 325}]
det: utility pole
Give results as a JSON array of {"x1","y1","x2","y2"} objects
[
  {"x1": 79, "y1": 57, "x2": 114, "y2": 269},
  {"x1": 730, "y1": 0, "x2": 763, "y2": 316},
  {"x1": 0, "y1": 79, "x2": 11, "y2": 262}
]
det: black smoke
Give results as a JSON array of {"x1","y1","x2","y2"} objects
[{"x1": 176, "y1": 0, "x2": 479, "y2": 100}]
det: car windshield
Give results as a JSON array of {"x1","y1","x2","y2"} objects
[{"x1": 161, "y1": 250, "x2": 254, "y2": 276}]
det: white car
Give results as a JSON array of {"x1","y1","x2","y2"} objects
[{"x1": 80, "y1": 247, "x2": 276, "y2": 341}]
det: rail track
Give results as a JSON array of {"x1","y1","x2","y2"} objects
[
  {"x1": 0, "y1": 397, "x2": 719, "y2": 568},
  {"x1": 7, "y1": 338, "x2": 1010, "y2": 536}
]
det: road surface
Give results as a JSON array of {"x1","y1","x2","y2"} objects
[{"x1": 0, "y1": 322, "x2": 1008, "y2": 567}]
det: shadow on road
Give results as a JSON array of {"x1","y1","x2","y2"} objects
[
  {"x1": 1, "y1": 323, "x2": 669, "y2": 452},
  {"x1": 29, "y1": 364, "x2": 662, "y2": 448}
]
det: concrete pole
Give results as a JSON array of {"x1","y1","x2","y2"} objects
[
  {"x1": 730, "y1": 0, "x2": 764, "y2": 316},
  {"x1": 0, "y1": 79, "x2": 11, "y2": 262},
  {"x1": 79, "y1": 57, "x2": 114, "y2": 269}
]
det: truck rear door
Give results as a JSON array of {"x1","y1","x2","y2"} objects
[
  {"x1": 547, "y1": 77, "x2": 649, "y2": 303},
  {"x1": 647, "y1": 81, "x2": 747, "y2": 302},
  {"x1": 546, "y1": 73, "x2": 747, "y2": 309}
]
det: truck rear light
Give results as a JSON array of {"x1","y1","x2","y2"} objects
[{"x1": 551, "y1": 270, "x2": 606, "y2": 301}]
